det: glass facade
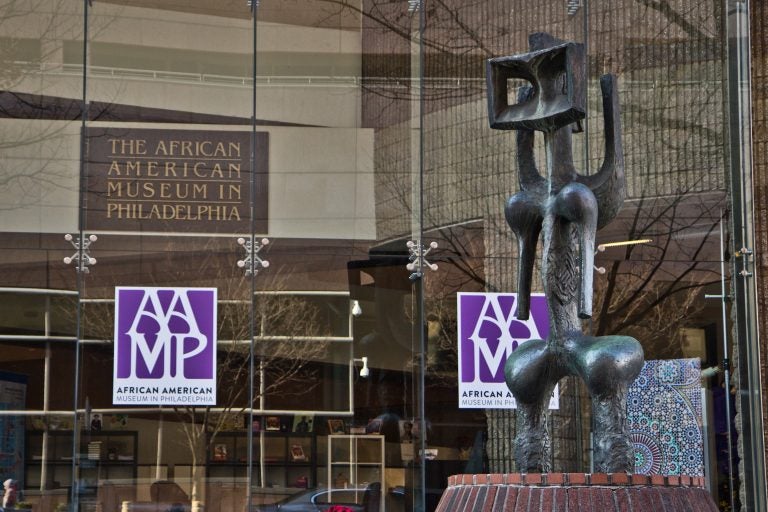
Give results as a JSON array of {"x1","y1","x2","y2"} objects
[{"x1": 0, "y1": 1, "x2": 764, "y2": 511}]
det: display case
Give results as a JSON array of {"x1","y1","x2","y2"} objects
[{"x1": 24, "y1": 431, "x2": 138, "y2": 491}]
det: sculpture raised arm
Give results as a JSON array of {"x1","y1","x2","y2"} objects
[{"x1": 577, "y1": 74, "x2": 625, "y2": 229}]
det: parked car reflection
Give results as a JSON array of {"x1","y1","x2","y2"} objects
[{"x1": 251, "y1": 483, "x2": 380, "y2": 512}]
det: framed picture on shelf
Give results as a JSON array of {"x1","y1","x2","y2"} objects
[
  {"x1": 48, "y1": 416, "x2": 73, "y2": 431},
  {"x1": 108, "y1": 414, "x2": 128, "y2": 429},
  {"x1": 213, "y1": 444, "x2": 228, "y2": 461},
  {"x1": 210, "y1": 413, "x2": 243, "y2": 432},
  {"x1": 327, "y1": 419, "x2": 346, "y2": 435},
  {"x1": 244, "y1": 415, "x2": 262, "y2": 432},
  {"x1": 265, "y1": 416, "x2": 281, "y2": 431},
  {"x1": 420, "y1": 448, "x2": 438, "y2": 460},
  {"x1": 290, "y1": 444, "x2": 306, "y2": 461},
  {"x1": 30, "y1": 418, "x2": 46, "y2": 430},
  {"x1": 90, "y1": 413, "x2": 102, "y2": 431},
  {"x1": 292, "y1": 415, "x2": 313, "y2": 433},
  {"x1": 399, "y1": 420, "x2": 414, "y2": 442}
]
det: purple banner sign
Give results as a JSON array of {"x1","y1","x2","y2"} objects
[
  {"x1": 113, "y1": 287, "x2": 217, "y2": 405},
  {"x1": 457, "y1": 293, "x2": 556, "y2": 409}
]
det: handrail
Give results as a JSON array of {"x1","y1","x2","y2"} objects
[{"x1": 0, "y1": 287, "x2": 77, "y2": 295}]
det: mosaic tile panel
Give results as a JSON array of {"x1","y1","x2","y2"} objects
[{"x1": 626, "y1": 358, "x2": 703, "y2": 476}]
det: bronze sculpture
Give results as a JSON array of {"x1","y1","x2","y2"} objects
[{"x1": 487, "y1": 33, "x2": 644, "y2": 473}]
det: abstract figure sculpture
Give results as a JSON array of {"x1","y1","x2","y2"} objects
[{"x1": 487, "y1": 33, "x2": 644, "y2": 473}]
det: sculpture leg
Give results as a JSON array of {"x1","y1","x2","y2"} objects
[
  {"x1": 592, "y1": 386, "x2": 634, "y2": 472},
  {"x1": 504, "y1": 339, "x2": 555, "y2": 471},
  {"x1": 566, "y1": 334, "x2": 644, "y2": 472},
  {"x1": 514, "y1": 386, "x2": 555, "y2": 472}
]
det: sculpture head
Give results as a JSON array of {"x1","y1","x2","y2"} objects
[{"x1": 486, "y1": 33, "x2": 586, "y2": 133}]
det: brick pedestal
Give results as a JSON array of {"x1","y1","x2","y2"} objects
[{"x1": 435, "y1": 473, "x2": 718, "y2": 511}]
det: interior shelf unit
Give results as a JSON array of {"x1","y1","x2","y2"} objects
[
  {"x1": 207, "y1": 431, "x2": 316, "y2": 490},
  {"x1": 24, "y1": 430, "x2": 138, "y2": 491},
  {"x1": 327, "y1": 434, "x2": 384, "y2": 510}
]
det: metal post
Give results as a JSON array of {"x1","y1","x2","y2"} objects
[
  {"x1": 155, "y1": 413, "x2": 164, "y2": 481},
  {"x1": 705, "y1": 217, "x2": 736, "y2": 512}
]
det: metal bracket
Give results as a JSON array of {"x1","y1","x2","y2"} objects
[
  {"x1": 63, "y1": 234, "x2": 98, "y2": 273},
  {"x1": 705, "y1": 293, "x2": 733, "y2": 302},
  {"x1": 237, "y1": 237, "x2": 270, "y2": 276},
  {"x1": 738, "y1": 247, "x2": 754, "y2": 278},
  {"x1": 406, "y1": 240, "x2": 438, "y2": 281}
]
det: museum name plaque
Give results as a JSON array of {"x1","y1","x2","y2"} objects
[{"x1": 85, "y1": 128, "x2": 268, "y2": 233}]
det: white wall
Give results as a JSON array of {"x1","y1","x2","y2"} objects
[
  {"x1": 0, "y1": 3, "x2": 373, "y2": 238},
  {"x1": 0, "y1": 121, "x2": 375, "y2": 239}
]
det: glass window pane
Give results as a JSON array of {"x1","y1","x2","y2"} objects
[
  {"x1": 3, "y1": 1, "x2": 763, "y2": 511},
  {"x1": 79, "y1": 2, "x2": 256, "y2": 511},
  {"x1": 0, "y1": 2, "x2": 83, "y2": 510}
]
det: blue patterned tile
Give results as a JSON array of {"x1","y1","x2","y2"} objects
[{"x1": 626, "y1": 358, "x2": 703, "y2": 476}]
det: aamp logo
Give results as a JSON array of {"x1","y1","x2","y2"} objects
[
  {"x1": 457, "y1": 293, "x2": 552, "y2": 409},
  {"x1": 114, "y1": 287, "x2": 217, "y2": 405}
]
